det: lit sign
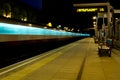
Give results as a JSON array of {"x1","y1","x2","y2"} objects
[{"x1": 77, "y1": 8, "x2": 105, "y2": 12}]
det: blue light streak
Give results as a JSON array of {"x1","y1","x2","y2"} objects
[{"x1": 0, "y1": 22, "x2": 90, "y2": 36}]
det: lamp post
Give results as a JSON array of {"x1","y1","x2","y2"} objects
[
  {"x1": 93, "y1": 16, "x2": 98, "y2": 38},
  {"x1": 93, "y1": 16, "x2": 99, "y2": 43}
]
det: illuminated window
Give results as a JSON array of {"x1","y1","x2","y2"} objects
[
  {"x1": 21, "y1": 17, "x2": 27, "y2": 21},
  {"x1": 3, "y1": 3, "x2": 11, "y2": 18},
  {"x1": 3, "y1": 12, "x2": 11, "y2": 18}
]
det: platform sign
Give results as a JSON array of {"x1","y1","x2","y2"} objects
[
  {"x1": 75, "y1": 6, "x2": 107, "y2": 13},
  {"x1": 73, "y1": 2, "x2": 110, "y2": 13},
  {"x1": 114, "y1": 9, "x2": 120, "y2": 13},
  {"x1": 76, "y1": 7, "x2": 106, "y2": 12},
  {"x1": 98, "y1": 13, "x2": 108, "y2": 18}
]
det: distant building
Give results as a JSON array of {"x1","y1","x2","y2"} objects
[{"x1": 0, "y1": 0, "x2": 39, "y2": 24}]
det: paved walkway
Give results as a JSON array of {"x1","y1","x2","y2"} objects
[
  {"x1": 81, "y1": 42, "x2": 120, "y2": 80},
  {"x1": 0, "y1": 38, "x2": 120, "y2": 80}
]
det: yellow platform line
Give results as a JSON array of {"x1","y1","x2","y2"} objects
[{"x1": 2, "y1": 52, "x2": 63, "y2": 80}]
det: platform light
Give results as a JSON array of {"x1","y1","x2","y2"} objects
[
  {"x1": 57, "y1": 25, "x2": 61, "y2": 29},
  {"x1": 93, "y1": 16, "x2": 97, "y2": 20},
  {"x1": 93, "y1": 21, "x2": 96, "y2": 24},
  {"x1": 115, "y1": 18, "x2": 118, "y2": 20},
  {"x1": 47, "y1": 22, "x2": 52, "y2": 27}
]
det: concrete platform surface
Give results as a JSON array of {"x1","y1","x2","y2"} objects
[{"x1": 0, "y1": 38, "x2": 120, "y2": 80}]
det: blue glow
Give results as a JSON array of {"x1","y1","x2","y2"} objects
[{"x1": 0, "y1": 22, "x2": 90, "y2": 37}]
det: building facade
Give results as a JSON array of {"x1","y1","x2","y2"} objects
[{"x1": 0, "y1": 0, "x2": 39, "y2": 24}]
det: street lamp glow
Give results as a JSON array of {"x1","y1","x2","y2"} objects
[
  {"x1": 93, "y1": 21, "x2": 96, "y2": 24},
  {"x1": 93, "y1": 24, "x2": 97, "y2": 27},
  {"x1": 92, "y1": 16, "x2": 97, "y2": 20},
  {"x1": 115, "y1": 18, "x2": 118, "y2": 20},
  {"x1": 57, "y1": 25, "x2": 61, "y2": 29},
  {"x1": 47, "y1": 22, "x2": 52, "y2": 27}
]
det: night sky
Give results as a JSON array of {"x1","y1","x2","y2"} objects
[
  {"x1": 19, "y1": 0, "x2": 42, "y2": 10},
  {"x1": 19, "y1": 0, "x2": 120, "y2": 31}
]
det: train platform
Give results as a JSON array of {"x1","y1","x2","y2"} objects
[{"x1": 0, "y1": 38, "x2": 120, "y2": 80}]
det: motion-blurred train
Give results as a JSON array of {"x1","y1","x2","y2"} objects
[{"x1": 0, "y1": 18, "x2": 90, "y2": 68}]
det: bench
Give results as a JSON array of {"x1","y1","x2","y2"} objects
[{"x1": 98, "y1": 38, "x2": 113, "y2": 57}]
